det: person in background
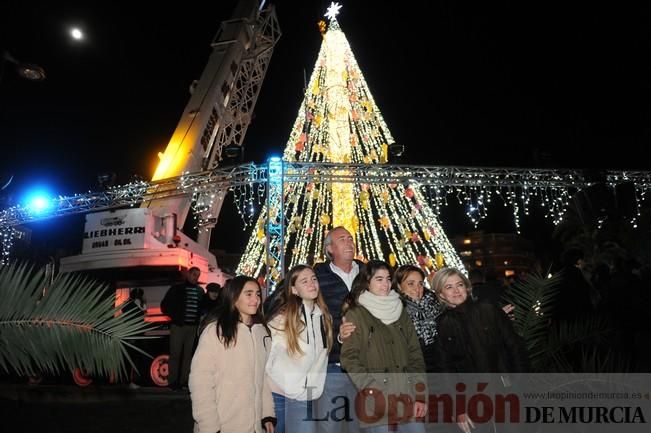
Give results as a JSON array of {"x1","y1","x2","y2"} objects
[
  {"x1": 122, "y1": 288, "x2": 147, "y2": 389},
  {"x1": 468, "y1": 268, "x2": 515, "y2": 320},
  {"x1": 340, "y1": 260, "x2": 427, "y2": 433},
  {"x1": 265, "y1": 265, "x2": 333, "y2": 433},
  {"x1": 189, "y1": 275, "x2": 276, "y2": 433},
  {"x1": 432, "y1": 267, "x2": 529, "y2": 433},
  {"x1": 160, "y1": 266, "x2": 203, "y2": 390},
  {"x1": 200, "y1": 282, "x2": 222, "y2": 318},
  {"x1": 554, "y1": 248, "x2": 594, "y2": 322},
  {"x1": 468, "y1": 268, "x2": 505, "y2": 306},
  {"x1": 263, "y1": 278, "x2": 286, "y2": 315},
  {"x1": 393, "y1": 264, "x2": 443, "y2": 372},
  {"x1": 313, "y1": 226, "x2": 362, "y2": 433}
]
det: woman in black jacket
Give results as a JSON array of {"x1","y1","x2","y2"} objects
[{"x1": 431, "y1": 268, "x2": 529, "y2": 433}]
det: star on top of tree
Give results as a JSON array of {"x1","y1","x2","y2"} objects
[{"x1": 325, "y1": 2, "x2": 342, "y2": 20}]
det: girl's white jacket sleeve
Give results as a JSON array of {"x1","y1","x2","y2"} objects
[
  {"x1": 266, "y1": 320, "x2": 298, "y2": 396},
  {"x1": 189, "y1": 323, "x2": 221, "y2": 433}
]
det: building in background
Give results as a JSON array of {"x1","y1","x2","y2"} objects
[{"x1": 452, "y1": 231, "x2": 538, "y2": 279}]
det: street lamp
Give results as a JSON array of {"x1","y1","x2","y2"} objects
[{"x1": 1, "y1": 51, "x2": 46, "y2": 83}]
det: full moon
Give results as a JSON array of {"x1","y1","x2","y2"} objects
[{"x1": 70, "y1": 28, "x2": 84, "y2": 40}]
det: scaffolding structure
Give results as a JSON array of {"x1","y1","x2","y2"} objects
[{"x1": 2, "y1": 162, "x2": 650, "y2": 276}]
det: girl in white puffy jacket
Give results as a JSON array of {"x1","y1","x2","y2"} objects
[
  {"x1": 189, "y1": 276, "x2": 276, "y2": 433},
  {"x1": 265, "y1": 264, "x2": 333, "y2": 433}
]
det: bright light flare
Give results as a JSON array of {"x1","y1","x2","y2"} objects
[
  {"x1": 70, "y1": 28, "x2": 84, "y2": 40},
  {"x1": 22, "y1": 188, "x2": 54, "y2": 214},
  {"x1": 26, "y1": 196, "x2": 52, "y2": 213}
]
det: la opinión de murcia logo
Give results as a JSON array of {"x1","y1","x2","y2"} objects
[{"x1": 302, "y1": 381, "x2": 647, "y2": 426}]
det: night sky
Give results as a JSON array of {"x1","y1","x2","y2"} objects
[{"x1": 1, "y1": 1, "x2": 649, "y2": 254}]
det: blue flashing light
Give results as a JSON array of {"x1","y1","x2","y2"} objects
[
  {"x1": 22, "y1": 188, "x2": 54, "y2": 214},
  {"x1": 30, "y1": 197, "x2": 50, "y2": 212}
]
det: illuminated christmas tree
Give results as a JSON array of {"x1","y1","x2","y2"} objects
[{"x1": 237, "y1": 3, "x2": 464, "y2": 282}]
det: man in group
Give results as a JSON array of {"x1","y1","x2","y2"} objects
[
  {"x1": 313, "y1": 226, "x2": 363, "y2": 433},
  {"x1": 160, "y1": 266, "x2": 203, "y2": 391}
]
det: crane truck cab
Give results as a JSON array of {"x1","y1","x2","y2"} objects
[{"x1": 59, "y1": 207, "x2": 229, "y2": 387}]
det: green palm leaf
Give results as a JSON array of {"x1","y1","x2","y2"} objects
[
  {"x1": 545, "y1": 315, "x2": 619, "y2": 372},
  {"x1": 0, "y1": 261, "x2": 154, "y2": 380},
  {"x1": 502, "y1": 271, "x2": 562, "y2": 370},
  {"x1": 503, "y1": 271, "x2": 630, "y2": 372}
]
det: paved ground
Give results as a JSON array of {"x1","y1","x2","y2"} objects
[{"x1": 0, "y1": 383, "x2": 193, "y2": 433}]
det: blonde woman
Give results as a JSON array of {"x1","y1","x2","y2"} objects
[
  {"x1": 432, "y1": 267, "x2": 528, "y2": 433},
  {"x1": 265, "y1": 265, "x2": 333, "y2": 433}
]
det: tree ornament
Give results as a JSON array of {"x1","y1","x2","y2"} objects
[
  {"x1": 435, "y1": 252, "x2": 445, "y2": 269},
  {"x1": 378, "y1": 215, "x2": 391, "y2": 229},
  {"x1": 389, "y1": 253, "x2": 397, "y2": 267},
  {"x1": 405, "y1": 188, "x2": 415, "y2": 199}
]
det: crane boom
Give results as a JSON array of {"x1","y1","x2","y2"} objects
[
  {"x1": 147, "y1": 0, "x2": 280, "y2": 229},
  {"x1": 50, "y1": 0, "x2": 279, "y2": 288}
]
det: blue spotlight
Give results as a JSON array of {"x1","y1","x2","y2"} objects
[
  {"x1": 22, "y1": 189, "x2": 53, "y2": 214},
  {"x1": 30, "y1": 196, "x2": 50, "y2": 212}
]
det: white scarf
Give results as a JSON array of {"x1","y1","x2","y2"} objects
[{"x1": 358, "y1": 290, "x2": 403, "y2": 324}]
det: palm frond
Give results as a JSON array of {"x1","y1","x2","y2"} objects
[
  {"x1": 579, "y1": 345, "x2": 632, "y2": 373},
  {"x1": 502, "y1": 271, "x2": 562, "y2": 370},
  {"x1": 0, "y1": 261, "x2": 155, "y2": 380},
  {"x1": 545, "y1": 315, "x2": 621, "y2": 372},
  {"x1": 503, "y1": 271, "x2": 631, "y2": 372}
]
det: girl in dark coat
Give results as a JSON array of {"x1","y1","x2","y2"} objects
[{"x1": 431, "y1": 268, "x2": 529, "y2": 433}]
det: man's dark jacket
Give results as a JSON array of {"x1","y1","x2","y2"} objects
[
  {"x1": 314, "y1": 259, "x2": 365, "y2": 364},
  {"x1": 160, "y1": 282, "x2": 202, "y2": 326}
]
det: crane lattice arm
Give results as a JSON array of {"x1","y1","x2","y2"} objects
[{"x1": 145, "y1": 0, "x2": 280, "y2": 236}]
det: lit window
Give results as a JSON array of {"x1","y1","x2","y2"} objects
[
  {"x1": 463, "y1": 239, "x2": 472, "y2": 245},
  {"x1": 460, "y1": 250, "x2": 472, "y2": 257},
  {"x1": 504, "y1": 270, "x2": 515, "y2": 277}
]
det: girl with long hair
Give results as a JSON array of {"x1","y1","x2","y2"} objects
[
  {"x1": 189, "y1": 275, "x2": 276, "y2": 433},
  {"x1": 265, "y1": 264, "x2": 333, "y2": 433},
  {"x1": 340, "y1": 260, "x2": 427, "y2": 433}
]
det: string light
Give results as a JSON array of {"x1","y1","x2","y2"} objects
[{"x1": 1, "y1": 163, "x2": 650, "y2": 266}]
